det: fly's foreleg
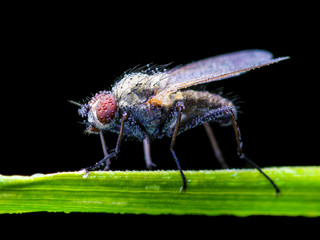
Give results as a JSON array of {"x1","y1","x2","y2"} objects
[
  {"x1": 84, "y1": 113, "x2": 128, "y2": 173},
  {"x1": 99, "y1": 130, "x2": 108, "y2": 156}
]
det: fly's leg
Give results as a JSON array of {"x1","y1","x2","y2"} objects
[
  {"x1": 227, "y1": 108, "x2": 280, "y2": 194},
  {"x1": 99, "y1": 130, "x2": 108, "y2": 157},
  {"x1": 143, "y1": 136, "x2": 156, "y2": 170},
  {"x1": 99, "y1": 130, "x2": 110, "y2": 166},
  {"x1": 202, "y1": 105, "x2": 280, "y2": 194},
  {"x1": 103, "y1": 112, "x2": 128, "y2": 170},
  {"x1": 174, "y1": 90, "x2": 232, "y2": 168},
  {"x1": 203, "y1": 122, "x2": 228, "y2": 169},
  {"x1": 84, "y1": 113, "x2": 128, "y2": 173},
  {"x1": 164, "y1": 90, "x2": 280, "y2": 194},
  {"x1": 170, "y1": 102, "x2": 187, "y2": 192}
]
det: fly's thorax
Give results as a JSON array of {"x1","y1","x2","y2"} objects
[
  {"x1": 84, "y1": 91, "x2": 118, "y2": 133},
  {"x1": 112, "y1": 72, "x2": 169, "y2": 109}
]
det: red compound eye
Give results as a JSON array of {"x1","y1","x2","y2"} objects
[{"x1": 95, "y1": 93, "x2": 117, "y2": 124}]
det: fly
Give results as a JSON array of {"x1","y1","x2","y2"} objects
[{"x1": 70, "y1": 49, "x2": 289, "y2": 193}]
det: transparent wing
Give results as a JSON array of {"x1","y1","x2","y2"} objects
[
  {"x1": 149, "y1": 50, "x2": 289, "y2": 105},
  {"x1": 167, "y1": 49, "x2": 274, "y2": 84}
]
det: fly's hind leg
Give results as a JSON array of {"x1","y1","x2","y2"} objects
[
  {"x1": 227, "y1": 108, "x2": 280, "y2": 194},
  {"x1": 205, "y1": 106, "x2": 280, "y2": 194},
  {"x1": 203, "y1": 122, "x2": 228, "y2": 169}
]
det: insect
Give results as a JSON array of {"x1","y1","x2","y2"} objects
[{"x1": 70, "y1": 49, "x2": 289, "y2": 193}]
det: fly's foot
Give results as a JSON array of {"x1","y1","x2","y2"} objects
[
  {"x1": 146, "y1": 161, "x2": 157, "y2": 170},
  {"x1": 103, "y1": 159, "x2": 112, "y2": 171},
  {"x1": 179, "y1": 186, "x2": 187, "y2": 193},
  {"x1": 81, "y1": 150, "x2": 118, "y2": 177},
  {"x1": 82, "y1": 168, "x2": 90, "y2": 178}
]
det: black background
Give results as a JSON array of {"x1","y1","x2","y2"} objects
[{"x1": 1, "y1": 2, "x2": 319, "y2": 235}]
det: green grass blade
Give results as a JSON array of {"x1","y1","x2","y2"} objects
[{"x1": 0, "y1": 166, "x2": 319, "y2": 216}]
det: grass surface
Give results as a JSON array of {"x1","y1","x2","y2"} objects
[{"x1": 0, "y1": 166, "x2": 319, "y2": 216}]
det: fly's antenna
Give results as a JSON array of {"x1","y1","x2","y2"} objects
[
  {"x1": 68, "y1": 100, "x2": 82, "y2": 107},
  {"x1": 69, "y1": 100, "x2": 90, "y2": 117}
]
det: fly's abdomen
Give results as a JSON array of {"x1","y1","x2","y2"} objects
[{"x1": 175, "y1": 90, "x2": 237, "y2": 133}]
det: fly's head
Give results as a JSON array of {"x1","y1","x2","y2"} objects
[{"x1": 78, "y1": 91, "x2": 118, "y2": 134}]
